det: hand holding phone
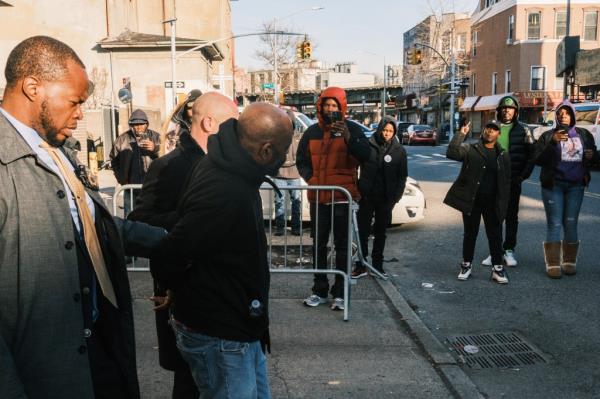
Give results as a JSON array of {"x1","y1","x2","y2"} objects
[{"x1": 552, "y1": 129, "x2": 568, "y2": 143}]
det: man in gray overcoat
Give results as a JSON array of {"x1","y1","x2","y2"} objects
[{"x1": 0, "y1": 36, "x2": 164, "y2": 399}]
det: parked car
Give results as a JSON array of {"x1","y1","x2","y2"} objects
[
  {"x1": 403, "y1": 124, "x2": 438, "y2": 145},
  {"x1": 396, "y1": 121, "x2": 413, "y2": 138},
  {"x1": 291, "y1": 111, "x2": 316, "y2": 133},
  {"x1": 532, "y1": 103, "x2": 600, "y2": 144},
  {"x1": 260, "y1": 176, "x2": 425, "y2": 226}
]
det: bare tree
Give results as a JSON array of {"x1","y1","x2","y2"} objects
[{"x1": 254, "y1": 20, "x2": 301, "y2": 97}]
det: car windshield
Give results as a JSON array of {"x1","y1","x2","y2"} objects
[
  {"x1": 295, "y1": 113, "x2": 313, "y2": 128},
  {"x1": 413, "y1": 125, "x2": 431, "y2": 131}
]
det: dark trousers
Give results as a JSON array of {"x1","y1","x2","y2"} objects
[
  {"x1": 462, "y1": 193, "x2": 503, "y2": 265},
  {"x1": 357, "y1": 196, "x2": 393, "y2": 270},
  {"x1": 503, "y1": 183, "x2": 521, "y2": 251},
  {"x1": 310, "y1": 202, "x2": 350, "y2": 298},
  {"x1": 173, "y1": 366, "x2": 200, "y2": 399}
]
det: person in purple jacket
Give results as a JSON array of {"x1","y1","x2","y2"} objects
[{"x1": 534, "y1": 101, "x2": 599, "y2": 278}]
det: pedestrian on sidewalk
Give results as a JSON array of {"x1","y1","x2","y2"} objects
[
  {"x1": 162, "y1": 89, "x2": 203, "y2": 155},
  {"x1": 151, "y1": 103, "x2": 293, "y2": 399},
  {"x1": 352, "y1": 116, "x2": 407, "y2": 279},
  {"x1": 272, "y1": 110, "x2": 303, "y2": 236},
  {"x1": 0, "y1": 35, "x2": 167, "y2": 399},
  {"x1": 444, "y1": 120, "x2": 512, "y2": 284},
  {"x1": 534, "y1": 101, "x2": 599, "y2": 278},
  {"x1": 110, "y1": 108, "x2": 161, "y2": 216},
  {"x1": 481, "y1": 95, "x2": 535, "y2": 268},
  {"x1": 296, "y1": 87, "x2": 371, "y2": 311},
  {"x1": 128, "y1": 92, "x2": 238, "y2": 399}
]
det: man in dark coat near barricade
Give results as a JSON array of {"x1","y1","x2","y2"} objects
[
  {"x1": 0, "y1": 35, "x2": 165, "y2": 399},
  {"x1": 151, "y1": 103, "x2": 293, "y2": 398},
  {"x1": 352, "y1": 116, "x2": 408, "y2": 278},
  {"x1": 128, "y1": 92, "x2": 238, "y2": 399}
]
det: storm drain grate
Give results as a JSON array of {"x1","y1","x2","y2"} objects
[{"x1": 446, "y1": 332, "x2": 549, "y2": 369}]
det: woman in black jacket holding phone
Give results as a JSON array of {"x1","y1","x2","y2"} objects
[
  {"x1": 352, "y1": 116, "x2": 407, "y2": 278},
  {"x1": 534, "y1": 101, "x2": 598, "y2": 278}
]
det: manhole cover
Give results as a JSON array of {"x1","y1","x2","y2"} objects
[{"x1": 447, "y1": 332, "x2": 549, "y2": 369}]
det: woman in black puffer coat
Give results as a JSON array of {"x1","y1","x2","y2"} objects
[{"x1": 353, "y1": 117, "x2": 407, "y2": 278}]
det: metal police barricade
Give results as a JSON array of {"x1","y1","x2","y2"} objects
[
  {"x1": 112, "y1": 184, "x2": 148, "y2": 271},
  {"x1": 260, "y1": 183, "x2": 387, "y2": 321}
]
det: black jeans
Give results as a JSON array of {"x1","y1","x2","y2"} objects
[
  {"x1": 310, "y1": 202, "x2": 350, "y2": 298},
  {"x1": 357, "y1": 196, "x2": 393, "y2": 270},
  {"x1": 462, "y1": 193, "x2": 503, "y2": 265},
  {"x1": 503, "y1": 182, "x2": 522, "y2": 251}
]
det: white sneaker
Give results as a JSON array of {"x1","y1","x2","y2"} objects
[
  {"x1": 491, "y1": 265, "x2": 509, "y2": 284},
  {"x1": 481, "y1": 255, "x2": 492, "y2": 266},
  {"x1": 458, "y1": 262, "x2": 472, "y2": 281},
  {"x1": 504, "y1": 250, "x2": 518, "y2": 267},
  {"x1": 303, "y1": 294, "x2": 328, "y2": 307},
  {"x1": 331, "y1": 298, "x2": 345, "y2": 311}
]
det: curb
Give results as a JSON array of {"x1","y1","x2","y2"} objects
[{"x1": 376, "y1": 278, "x2": 484, "y2": 399}]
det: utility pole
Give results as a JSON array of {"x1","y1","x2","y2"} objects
[
  {"x1": 449, "y1": 52, "x2": 456, "y2": 140},
  {"x1": 162, "y1": 18, "x2": 178, "y2": 111},
  {"x1": 563, "y1": 0, "x2": 571, "y2": 99},
  {"x1": 382, "y1": 57, "x2": 387, "y2": 117}
]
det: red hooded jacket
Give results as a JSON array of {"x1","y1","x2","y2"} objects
[{"x1": 296, "y1": 87, "x2": 371, "y2": 203}]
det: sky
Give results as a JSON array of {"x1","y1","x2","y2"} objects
[{"x1": 231, "y1": 0, "x2": 476, "y2": 76}]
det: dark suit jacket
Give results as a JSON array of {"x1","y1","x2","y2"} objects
[{"x1": 128, "y1": 130, "x2": 205, "y2": 370}]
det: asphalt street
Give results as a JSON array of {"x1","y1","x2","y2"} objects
[{"x1": 382, "y1": 142, "x2": 600, "y2": 398}]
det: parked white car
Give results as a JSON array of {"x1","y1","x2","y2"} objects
[
  {"x1": 532, "y1": 103, "x2": 600, "y2": 145},
  {"x1": 261, "y1": 176, "x2": 425, "y2": 226}
]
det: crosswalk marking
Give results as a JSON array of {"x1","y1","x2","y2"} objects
[
  {"x1": 432, "y1": 153, "x2": 445, "y2": 158},
  {"x1": 415, "y1": 154, "x2": 432, "y2": 159}
]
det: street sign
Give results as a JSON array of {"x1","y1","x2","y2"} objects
[
  {"x1": 164, "y1": 81, "x2": 186, "y2": 89},
  {"x1": 118, "y1": 87, "x2": 132, "y2": 104},
  {"x1": 262, "y1": 83, "x2": 275, "y2": 89}
]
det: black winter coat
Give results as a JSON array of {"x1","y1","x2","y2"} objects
[
  {"x1": 358, "y1": 134, "x2": 407, "y2": 203},
  {"x1": 444, "y1": 133, "x2": 511, "y2": 219},
  {"x1": 152, "y1": 119, "x2": 271, "y2": 345},
  {"x1": 127, "y1": 130, "x2": 205, "y2": 371},
  {"x1": 534, "y1": 127, "x2": 599, "y2": 189},
  {"x1": 503, "y1": 122, "x2": 536, "y2": 183}
]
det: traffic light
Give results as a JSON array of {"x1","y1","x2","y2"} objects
[
  {"x1": 296, "y1": 42, "x2": 304, "y2": 61},
  {"x1": 406, "y1": 48, "x2": 414, "y2": 65},
  {"x1": 414, "y1": 49, "x2": 422, "y2": 65},
  {"x1": 302, "y1": 41, "x2": 312, "y2": 59}
]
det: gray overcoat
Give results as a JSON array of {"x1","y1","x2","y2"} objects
[{"x1": 0, "y1": 113, "x2": 162, "y2": 398}]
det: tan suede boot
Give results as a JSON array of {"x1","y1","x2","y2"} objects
[
  {"x1": 562, "y1": 241, "x2": 580, "y2": 276},
  {"x1": 543, "y1": 242, "x2": 562, "y2": 279}
]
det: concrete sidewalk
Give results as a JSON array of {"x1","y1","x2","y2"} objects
[{"x1": 102, "y1": 169, "x2": 477, "y2": 398}]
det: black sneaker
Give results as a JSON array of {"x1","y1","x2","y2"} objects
[
  {"x1": 273, "y1": 226, "x2": 284, "y2": 236},
  {"x1": 351, "y1": 266, "x2": 368, "y2": 279}
]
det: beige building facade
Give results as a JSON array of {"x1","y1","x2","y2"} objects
[
  {"x1": 0, "y1": 0, "x2": 233, "y2": 161},
  {"x1": 466, "y1": 0, "x2": 600, "y2": 125}
]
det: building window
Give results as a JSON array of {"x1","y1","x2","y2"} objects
[
  {"x1": 508, "y1": 15, "x2": 515, "y2": 41},
  {"x1": 472, "y1": 30, "x2": 478, "y2": 56},
  {"x1": 505, "y1": 70, "x2": 511, "y2": 93},
  {"x1": 584, "y1": 11, "x2": 598, "y2": 41},
  {"x1": 492, "y1": 72, "x2": 498, "y2": 95},
  {"x1": 472, "y1": 73, "x2": 477, "y2": 96},
  {"x1": 531, "y1": 66, "x2": 546, "y2": 90},
  {"x1": 457, "y1": 33, "x2": 467, "y2": 51},
  {"x1": 555, "y1": 76, "x2": 564, "y2": 90},
  {"x1": 555, "y1": 11, "x2": 567, "y2": 38},
  {"x1": 528, "y1": 12, "x2": 541, "y2": 40}
]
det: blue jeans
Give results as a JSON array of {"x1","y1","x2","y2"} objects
[
  {"x1": 172, "y1": 321, "x2": 271, "y2": 399},
  {"x1": 272, "y1": 178, "x2": 301, "y2": 230},
  {"x1": 541, "y1": 180, "x2": 585, "y2": 242}
]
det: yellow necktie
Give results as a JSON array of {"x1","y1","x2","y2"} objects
[{"x1": 40, "y1": 142, "x2": 119, "y2": 308}]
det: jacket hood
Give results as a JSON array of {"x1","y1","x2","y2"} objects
[
  {"x1": 129, "y1": 109, "x2": 149, "y2": 125},
  {"x1": 207, "y1": 118, "x2": 268, "y2": 185},
  {"x1": 172, "y1": 90, "x2": 203, "y2": 128},
  {"x1": 555, "y1": 100, "x2": 577, "y2": 129},
  {"x1": 374, "y1": 116, "x2": 397, "y2": 145},
  {"x1": 316, "y1": 87, "x2": 347, "y2": 129},
  {"x1": 495, "y1": 95, "x2": 519, "y2": 123}
]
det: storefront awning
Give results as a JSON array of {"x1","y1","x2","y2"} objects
[
  {"x1": 459, "y1": 96, "x2": 480, "y2": 112},
  {"x1": 473, "y1": 93, "x2": 513, "y2": 111}
]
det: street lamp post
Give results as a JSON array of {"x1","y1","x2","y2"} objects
[{"x1": 162, "y1": 18, "x2": 178, "y2": 110}]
